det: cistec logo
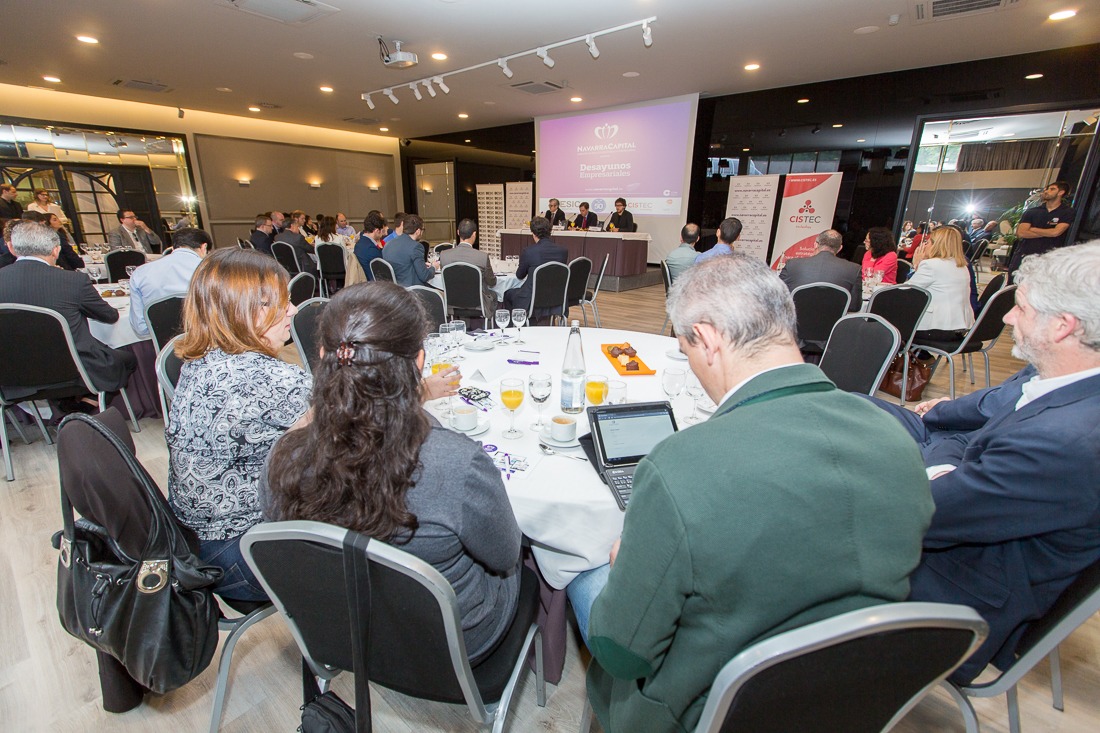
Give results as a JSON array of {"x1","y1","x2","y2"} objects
[
  {"x1": 798, "y1": 200, "x2": 815, "y2": 214},
  {"x1": 594, "y1": 123, "x2": 619, "y2": 140},
  {"x1": 790, "y1": 199, "x2": 822, "y2": 224}
]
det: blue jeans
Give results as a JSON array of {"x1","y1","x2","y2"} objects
[
  {"x1": 566, "y1": 563, "x2": 610, "y2": 646},
  {"x1": 199, "y1": 535, "x2": 269, "y2": 602}
]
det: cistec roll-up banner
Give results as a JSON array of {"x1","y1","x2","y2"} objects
[
  {"x1": 724, "y1": 175, "x2": 781, "y2": 262},
  {"x1": 770, "y1": 173, "x2": 843, "y2": 267}
]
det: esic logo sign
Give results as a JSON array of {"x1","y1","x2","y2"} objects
[
  {"x1": 594, "y1": 124, "x2": 619, "y2": 140},
  {"x1": 790, "y1": 199, "x2": 822, "y2": 224}
]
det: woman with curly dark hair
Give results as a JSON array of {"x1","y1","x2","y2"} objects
[
  {"x1": 262, "y1": 282, "x2": 521, "y2": 661},
  {"x1": 861, "y1": 226, "x2": 899, "y2": 285}
]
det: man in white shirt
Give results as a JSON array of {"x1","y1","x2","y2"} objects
[
  {"x1": 128, "y1": 228, "x2": 210, "y2": 338},
  {"x1": 663, "y1": 223, "x2": 700, "y2": 282},
  {"x1": 107, "y1": 209, "x2": 162, "y2": 253},
  {"x1": 440, "y1": 218, "x2": 497, "y2": 317},
  {"x1": 867, "y1": 240, "x2": 1100, "y2": 684}
]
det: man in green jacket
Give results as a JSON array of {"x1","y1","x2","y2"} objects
[{"x1": 581, "y1": 255, "x2": 934, "y2": 733}]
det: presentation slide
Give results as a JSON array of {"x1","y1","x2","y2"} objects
[{"x1": 536, "y1": 96, "x2": 696, "y2": 219}]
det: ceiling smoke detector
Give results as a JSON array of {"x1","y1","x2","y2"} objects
[{"x1": 381, "y1": 39, "x2": 418, "y2": 69}]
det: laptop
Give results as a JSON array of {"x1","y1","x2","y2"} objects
[{"x1": 585, "y1": 401, "x2": 679, "y2": 510}]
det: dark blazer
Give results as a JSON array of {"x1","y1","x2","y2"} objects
[
  {"x1": 354, "y1": 234, "x2": 383, "y2": 280},
  {"x1": 607, "y1": 209, "x2": 634, "y2": 233},
  {"x1": 871, "y1": 367, "x2": 1100, "y2": 683},
  {"x1": 274, "y1": 230, "x2": 317, "y2": 276},
  {"x1": 0, "y1": 259, "x2": 135, "y2": 391},
  {"x1": 573, "y1": 211, "x2": 598, "y2": 230},
  {"x1": 54, "y1": 229, "x2": 85, "y2": 271},
  {"x1": 502, "y1": 237, "x2": 567, "y2": 313},
  {"x1": 382, "y1": 233, "x2": 434, "y2": 286},
  {"x1": 249, "y1": 228, "x2": 274, "y2": 256},
  {"x1": 544, "y1": 208, "x2": 566, "y2": 227},
  {"x1": 779, "y1": 251, "x2": 863, "y2": 312}
]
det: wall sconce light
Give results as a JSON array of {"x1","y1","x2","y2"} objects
[
  {"x1": 237, "y1": 179, "x2": 251, "y2": 187},
  {"x1": 423, "y1": 187, "x2": 433, "y2": 195},
  {"x1": 368, "y1": 185, "x2": 380, "y2": 192},
  {"x1": 309, "y1": 181, "x2": 322, "y2": 189}
]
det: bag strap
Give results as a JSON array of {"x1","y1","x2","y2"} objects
[{"x1": 342, "y1": 532, "x2": 373, "y2": 733}]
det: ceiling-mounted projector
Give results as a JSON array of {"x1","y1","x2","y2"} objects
[{"x1": 382, "y1": 40, "x2": 418, "y2": 69}]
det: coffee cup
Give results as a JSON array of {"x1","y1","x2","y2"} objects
[
  {"x1": 549, "y1": 415, "x2": 577, "y2": 443},
  {"x1": 452, "y1": 404, "x2": 479, "y2": 431}
]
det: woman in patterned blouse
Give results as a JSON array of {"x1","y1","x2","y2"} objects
[{"x1": 167, "y1": 249, "x2": 311, "y2": 601}]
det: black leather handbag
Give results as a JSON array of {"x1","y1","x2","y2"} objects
[{"x1": 53, "y1": 413, "x2": 224, "y2": 694}]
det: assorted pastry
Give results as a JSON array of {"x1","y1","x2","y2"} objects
[{"x1": 607, "y1": 343, "x2": 640, "y2": 371}]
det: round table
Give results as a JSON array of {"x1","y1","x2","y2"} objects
[
  {"x1": 86, "y1": 284, "x2": 162, "y2": 419},
  {"x1": 427, "y1": 325, "x2": 707, "y2": 590}
]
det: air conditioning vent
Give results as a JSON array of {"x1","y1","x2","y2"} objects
[
  {"x1": 255, "y1": 101, "x2": 283, "y2": 109},
  {"x1": 111, "y1": 78, "x2": 173, "y2": 93},
  {"x1": 510, "y1": 81, "x2": 565, "y2": 95},
  {"x1": 342, "y1": 117, "x2": 382, "y2": 126},
  {"x1": 913, "y1": 0, "x2": 1024, "y2": 23},
  {"x1": 214, "y1": 0, "x2": 340, "y2": 24},
  {"x1": 928, "y1": 88, "x2": 1004, "y2": 105}
]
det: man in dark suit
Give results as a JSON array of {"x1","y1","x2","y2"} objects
[
  {"x1": 867, "y1": 240, "x2": 1100, "y2": 684},
  {"x1": 440, "y1": 218, "x2": 497, "y2": 317},
  {"x1": 573, "y1": 202, "x2": 598, "y2": 230},
  {"x1": 0, "y1": 184, "x2": 24, "y2": 220},
  {"x1": 779, "y1": 229, "x2": 862, "y2": 311},
  {"x1": 382, "y1": 213, "x2": 435, "y2": 286},
  {"x1": 502, "y1": 216, "x2": 567, "y2": 316},
  {"x1": 107, "y1": 210, "x2": 162, "y2": 253},
  {"x1": 544, "y1": 198, "x2": 566, "y2": 227},
  {"x1": 249, "y1": 214, "x2": 275, "y2": 255},
  {"x1": 273, "y1": 216, "x2": 318, "y2": 277},
  {"x1": 606, "y1": 197, "x2": 634, "y2": 233},
  {"x1": 0, "y1": 221, "x2": 136, "y2": 392}
]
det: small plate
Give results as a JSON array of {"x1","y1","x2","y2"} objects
[
  {"x1": 450, "y1": 417, "x2": 491, "y2": 436},
  {"x1": 665, "y1": 349, "x2": 689, "y2": 361},
  {"x1": 539, "y1": 428, "x2": 580, "y2": 448},
  {"x1": 696, "y1": 398, "x2": 718, "y2": 414},
  {"x1": 464, "y1": 340, "x2": 496, "y2": 352}
]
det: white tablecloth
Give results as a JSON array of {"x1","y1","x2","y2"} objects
[
  {"x1": 428, "y1": 326, "x2": 701, "y2": 588},
  {"x1": 88, "y1": 284, "x2": 146, "y2": 348}
]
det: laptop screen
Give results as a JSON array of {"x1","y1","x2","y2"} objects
[{"x1": 591, "y1": 402, "x2": 678, "y2": 466}]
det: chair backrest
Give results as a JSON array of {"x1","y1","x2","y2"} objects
[
  {"x1": 369, "y1": 258, "x2": 396, "y2": 283},
  {"x1": 528, "y1": 261, "x2": 570, "y2": 317},
  {"x1": 104, "y1": 249, "x2": 148, "y2": 282},
  {"x1": 271, "y1": 241, "x2": 300, "y2": 275},
  {"x1": 660, "y1": 260, "x2": 672, "y2": 295},
  {"x1": 790, "y1": 283, "x2": 851, "y2": 348},
  {"x1": 895, "y1": 258, "x2": 912, "y2": 283},
  {"x1": 867, "y1": 284, "x2": 932, "y2": 353},
  {"x1": 975, "y1": 273, "x2": 1006, "y2": 313},
  {"x1": 315, "y1": 242, "x2": 347, "y2": 279},
  {"x1": 434, "y1": 243, "x2": 455, "y2": 254},
  {"x1": 441, "y1": 262, "x2": 485, "y2": 315},
  {"x1": 693, "y1": 602, "x2": 987, "y2": 733},
  {"x1": 587, "y1": 253, "x2": 610, "y2": 301},
  {"x1": 818, "y1": 314, "x2": 901, "y2": 395},
  {"x1": 967, "y1": 239, "x2": 989, "y2": 265},
  {"x1": 144, "y1": 294, "x2": 185, "y2": 353},
  {"x1": 960, "y1": 284, "x2": 1016, "y2": 348},
  {"x1": 288, "y1": 272, "x2": 316, "y2": 306},
  {"x1": 0, "y1": 304, "x2": 96, "y2": 403},
  {"x1": 155, "y1": 334, "x2": 184, "y2": 407},
  {"x1": 242, "y1": 521, "x2": 493, "y2": 717},
  {"x1": 237, "y1": 238, "x2": 252, "y2": 250},
  {"x1": 565, "y1": 257, "x2": 593, "y2": 306},
  {"x1": 161, "y1": 246, "x2": 174, "y2": 256},
  {"x1": 290, "y1": 298, "x2": 329, "y2": 375},
  {"x1": 408, "y1": 285, "x2": 447, "y2": 332}
]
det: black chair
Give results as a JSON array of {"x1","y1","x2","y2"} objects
[
  {"x1": 434, "y1": 242, "x2": 455, "y2": 254},
  {"x1": 441, "y1": 262, "x2": 488, "y2": 327},
  {"x1": 241, "y1": 520, "x2": 545, "y2": 733},
  {"x1": 579, "y1": 253, "x2": 609, "y2": 327},
  {"x1": 686, "y1": 603, "x2": 987, "y2": 733},
  {"x1": 896, "y1": 258, "x2": 913, "y2": 283},
  {"x1": 290, "y1": 298, "x2": 329, "y2": 376},
  {"x1": 155, "y1": 334, "x2": 184, "y2": 414},
  {"x1": 527, "y1": 261, "x2": 570, "y2": 326},
  {"x1": 659, "y1": 260, "x2": 674, "y2": 335},
  {"x1": 272, "y1": 241, "x2": 301, "y2": 275},
  {"x1": 912, "y1": 285, "x2": 1017, "y2": 399},
  {"x1": 944, "y1": 557, "x2": 1100, "y2": 733},
  {"x1": 976, "y1": 273, "x2": 1006, "y2": 314},
  {"x1": 819, "y1": 313, "x2": 901, "y2": 396},
  {"x1": 288, "y1": 272, "x2": 316, "y2": 307},
  {"x1": 0, "y1": 303, "x2": 140, "y2": 480},
  {"x1": 790, "y1": 283, "x2": 851, "y2": 357},
  {"x1": 968, "y1": 239, "x2": 990, "y2": 273},
  {"x1": 408, "y1": 285, "x2": 447, "y2": 333},
  {"x1": 161, "y1": 246, "x2": 174, "y2": 256},
  {"x1": 315, "y1": 242, "x2": 346, "y2": 298},
  {"x1": 104, "y1": 249, "x2": 147, "y2": 282},
  {"x1": 867, "y1": 284, "x2": 932, "y2": 406},
  {"x1": 237, "y1": 238, "x2": 253, "y2": 250},
  {"x1": 564, "y1": 256, "x2": 593, "y2": 321},
  {"x1": 144, "y1": 294, "x2": 185, "y2": 353},
  {"x1": 369, "y1": 258, "x2": 396, "y2": 283}
]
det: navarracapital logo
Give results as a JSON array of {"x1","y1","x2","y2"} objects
[
  {"x1": 594, "y1": 124, "x2": 619, "y2": 140},
  {"x1": 790, "y1": 199, "x2": 822, "y2": 224}
]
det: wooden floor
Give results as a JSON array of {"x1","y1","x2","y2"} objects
[{"x1": 3, "y1": 281, "x2": 1099, "y2": 732}]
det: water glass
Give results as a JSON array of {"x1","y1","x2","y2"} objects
[
  {"x1": 528, "y1": 372, "x2": 552, "y2": 430},
  {"x1": 500, "y1": 377, "x2": 525, "y2": 439},
  {"x1": 607, "y1": 380, "x2": 627, "y2": 405},
  {"x1": 439, "y1": 322, "x2": 455, "y2": 356},
  {"x1": 448, "y1": 320, "x2": 466, "y2": 362},
  {"x1": 423, "y1": 333, "x2": 443, "y2": 375},
  {"x1": 511, "y1": 308, "x2": 527, "y2": 345},
  {"x1": 494, "y1": 309, "x2": 511, "y2": 343}
]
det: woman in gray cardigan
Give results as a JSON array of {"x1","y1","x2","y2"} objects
[{"x1": 262, "y1": 282, "x2": 521, "y2": 661}]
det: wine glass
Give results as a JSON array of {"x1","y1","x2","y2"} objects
[
  {"x1": 684, "y1": 375, "x2": 706, "y2": 424},
  {"x1": 495, "y1": 309, "x2": 511, "y2": 344},
  {"x1": 439, "y1": 322, "x2": 454, "y2": 357},
  {"x1": 528, "y1": 372, "x2": 552, "y2": 430},
  {"x1": 511, "y1": 308, "x2": 527, "y2": 345},
  {"x1": 88, "y1": 264, "x2": 104, "y2": 286},
  {"x1": 125, "y1": 265, "x2": 137, "y2": 279},
  {"x1": 585, "y1": 375, "x2": 608, "y2": 406},
  {"x1": 662, "y1": 368, "x2": 686, "y2": 412},
  {"x1": 500, "y1": 377, "x2": 524, "y2": 439},
  {"x1": 448, "y1": 320, "x2": 466, "y2": 362}
]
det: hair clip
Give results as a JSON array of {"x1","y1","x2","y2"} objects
[{"x1": 335, "y1": 341, "x2": 356, "y2": 367}]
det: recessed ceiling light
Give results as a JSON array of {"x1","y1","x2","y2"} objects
[
  {"x1": 1048, "y1": 10, "x2": 1076, "y2": 20},
  {"x1": 458, "y1": 113, "x2": 468, "y2": 119},
  {"x1": 797, "y1": 98, "x2": 809, "y2": 104},
  {"x1": 319, "y1": 86, "x2": 334, "y2": 93},
  {"x1": 856, "y1": 138, "x2": 866, "y2": 143},
  {"x1": 1025, "y1": 73, "x2": 1044, "y2": 80},
  {"x1": 379, "y1": 127, "x2": 389, "y2": 132},
  {"x1": 622, "y1": 71, "x2": 640, "y2": 78},
  {"x1": 76, "y1": 35, "x2": 99, "y2": 44},
  {"x1": 853, "y1": 25, "x2": 880, "y2": 34},
  {"x1": 293, "y1": 52, "x2": 314, "y2": 60},
  {"x1": 832, "y1": 124, "x2": 844, "y2": 128},
  {"x1": 1003, "y1": 132, "x2": 1016, "y2": 137},
  {"x1": 744, "y1": 63, "x2": 760, "y2": 71},
  {"x1": 483, "y1": 100, "x2": 496, "y2": 105},
  {"x1": 248, "y1": 106, "x2": 261, "y2": 112},
  {"x1": 742, "y1": 147, "x2": 750, "y2": 152},
  {"x1": 43, "y1": 76, "x2": 61, "y2": 83},
  {"x1": 431, "y1": 52, "x2": 448, "y2": 60},
  {"x1": 216, "y1": 86, "x2": 233, "y2": 92},
  {"x1": 464, "y1": 139, "x2": 471, "y2": 143},
  {"x1": 570, "y1": 96, "x2": 583, "y2": 102}
]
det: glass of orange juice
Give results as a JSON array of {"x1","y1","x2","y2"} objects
[
  {"x1": 585, "y1": 375, "x2": 608, "y2": 405},
  {"x1": 500, "y1": 378, "x2": 525, "y2": 439},
  {"x1": 432, "y1": 360, "x2": 455, "y2": 416}
]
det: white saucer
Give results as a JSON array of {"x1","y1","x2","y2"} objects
[
  {"x1": 450, "y1": 417, "x2": 491, "y2": 436},
  {"x1": 539, "y1": 429, "x2": 580, "y2": 448},
  {"x1": 464, "y1": 340, "x2": 496, "y2": 352},
  {"x1": 666, "y1": 349, "x2": 689, "y2": 361}
]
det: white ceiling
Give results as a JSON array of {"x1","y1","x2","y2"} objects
[{"x1": 2, "y1": 0, "x2": 1096, "y2": 141}]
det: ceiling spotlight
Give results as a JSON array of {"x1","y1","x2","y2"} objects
[
  {"x1": 742, "y1": 147, "x2": 750, "y2": 152},
  {"x1": 379, "y1": 127, "x2": 389, "y2": 132},
  {"x1": 498, "y1": 58, "x2": 513, "y2": 78},
  {"x1": 856, "y1": 138, "x2": 866, "y2": 143},
  {"x1": 319, "y1": 86, "x2": 334, "y2": 93},
  {"x1": 537, "y1": 48, "x2": 555, "y2": 68},
  {"x1": 586, "y1": 35, "x2": 600, "y2": 59},
  {"x1": 431, "y1": 52, "x2": 448, "y2": 60},
  {"x1": 744, "y1": 63, "x2": 760, "y2": 71},
  {"x1": 811, "y1": 124, "x2": 822, "y2": 134},
  {"x1": 832, "y1": 123, "x2": 844, "y2": 128},
  {"x1": 570, "y1": 96, "x2": 583, "y2": 103},
  {"x1": 247, "y1": 106, "x2": 261, "y2": 113},
  {"x1": 43, "y1": 75, "x2": 62, "y2": 83},
  {"x1": 642, "y1": 21, "x2": 652, "y2": 47},
  {"x1": 1025, "y1": 73, "x2": 1044, "y2": 80},
  {"x1": 363, "y1": 93, "x2": 375, "y2": 110},
  {"x1": 410, "y1": 83, "x2": 422, "y2": 101},
  {"x1": 797, "y1": 98, "x2": 809, "y2": 104},
  {"x1": 1048, "y1": 10, "x2": 1076, "y2": 20},
  {"x1": 422, "y1": 80, "x2": 436, "y2": 97},
  {"x1": 76, "y1": 35, "x2": 99, "y2": 44},
  {"x1": 433, "y1": 76, "x2": 450, "y2": 94},
  {"x1": 384, "y1": 88, "x2": 399, "y2": 104},
  {"x1": 458, "y1": 113, "x2": 469, "y2": 119}
]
